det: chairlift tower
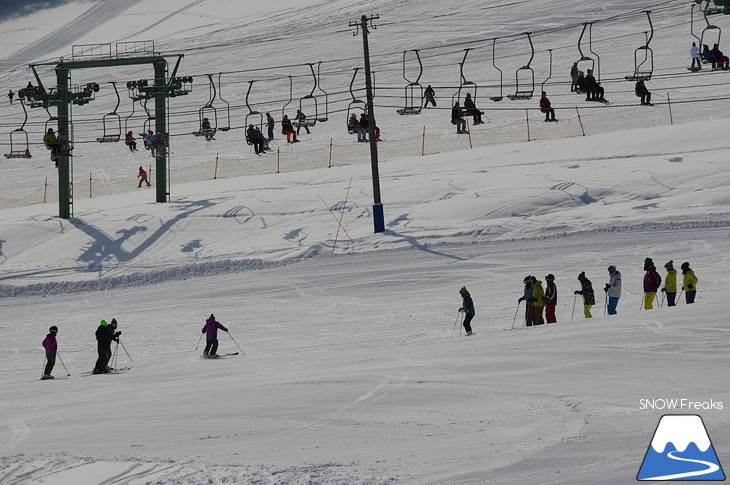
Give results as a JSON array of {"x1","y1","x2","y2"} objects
[{"x1": 28, "y1": 42, "x2": 190, "y2": 219}]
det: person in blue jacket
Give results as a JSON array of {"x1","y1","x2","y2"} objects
[
  {"x1": 458, "y1": 286, "x2": 475, "y2": 336},
  {"x1": 518, "y1": 275, "x2": 535, "y2": 326}
]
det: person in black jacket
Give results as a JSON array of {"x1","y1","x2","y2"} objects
[
  {"x1": 451, "y1": 102, "x2": 467, "y2": 134},
  {"x1": 635, "y1": 80, "x2": 652, "y2": 106},
  {"x1": 463, "y1": 93, "x2": 483, "y2": 124},
  {"x1": 544, "y1": 274, "x2": 558, "y2": 323},
  {"x1": 458, "y1": 286, "x2": 475, "y2": 336},
  {"x1": 574, "y1": 272, "x2": 595, "y2": 318},
  {"x1": 93, "y1": 319, "x2": 121, "y2": 374},
  {"x1": 281, "y1": 115, "x2": 299, "y2": 143},
  {"x1": 584, "y1": 69, "x2": 605, "y2": 102}
]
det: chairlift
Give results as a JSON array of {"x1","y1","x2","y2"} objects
[
  {"x1": 396, "y1": 49, "x2": 423, "y2": 115},
  {"x1": 588, "y1": 23, "x2": 602, "y2": 83},
  {"x1": 575, "y1": 23, "x2": 596, "y2": 81},
  {"x1": 297, "y1": 63, "x2": 320, "y2": 129},
  {"x1": 97, "y1": 81, "x2": 122, "y2": 143},
  {"x1": 217, "y1": 73, "x2": 231, "y2": 132},
  {"x1": 314, "y1": 61, "x2": 329, "y2": 122},
  {"x1": 490, "y1": 39, "x2": 504, "y2": 101},
  {"x1": 192, "y1": 74, "x2": 218, "y2": 140},
  {"x1": 541, "y1": 49, "x2": 553, "y2": 94},
  {"x1": 703, "y1": 0, "x2": 730, "y2": 16},
  {"x1": 700, "y1": 1, "x2": 722, "y2": 51},
  {"x1": 625, "y1": 11, "x2": 654, "y2": 82},
  {"x1": 346, "y1": 68, "x2": 367, "y2": 133},
  {"x1": 3, "y1": 98, "x2": 31, "y2": 159},
  {"x1": 141, "y1": 98, "x2": 155, "y2": 135},
  {"x1": 507, "y1": 32, "x2": 535, "y2": 100},
  {"x1": 244, "y1": 80, "x2": 263, "y2": 145},
  {"x1": 451, "y1": 48, "x2": 479, "y2": 106}
]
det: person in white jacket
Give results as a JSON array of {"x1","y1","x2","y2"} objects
[
  {"x1": 604, "y1": 265, "x2": 622, "y2": 315},
  {"x1": 690, "y1": 42, "x2": 701, "y2": 71}
]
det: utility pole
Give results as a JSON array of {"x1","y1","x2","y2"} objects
[{"x1": 350, "y1": 14, "x2": 384, "y2": 233}]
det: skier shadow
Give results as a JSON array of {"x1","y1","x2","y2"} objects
[
  {"x1": 384, "y1": 215, "x2": 465, "y2": 261},
  {"x1": 70, "y1": 197, "x2": 224, "y2": 274}
]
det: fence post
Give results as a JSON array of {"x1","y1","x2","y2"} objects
[
  {"x1": 214, "y1": 153, "x2": 219, "y2": 179},
  {"x1": 667, "y1": 92, "x2": 673, "y2": 125},
  {"x1": 277, "y1": 147, "x2": 280, "y2": 174},
  {"x1": 575, "y1": 106, "x2": 585, "y2": 136},
  {"x1": 525, "y1": 109, "x2": 531, "y2": 142},
  {"x1": 43, "y1": 177, "x2": 48, "y2": 204},
  {"x1": 421, "y1": 126, "x2": 426, "y2": 156},
  {"x1": 89, "y1": 172, "x2": 92, "y2": 198},
  {"x1": 466, "y1": 118, "x2": 473, "y2": 149},
  {"x1": 328, "y1": 137, "x2": 333, "y2": 168}
]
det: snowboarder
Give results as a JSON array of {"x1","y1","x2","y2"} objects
[
  {"x1": 451, "y1": 102, "x2": 467, "y2": 134},
  {"x1": 539, "y1": 91, "x2": 557, "y2": 122},
  {"x1": 137, "y1": 166, "x2": 151, "y2": 188},
  {"x1": 635, "y1": 80, "x2": 652, "y2": 106},
  {"x1": 690, "y1": 42, "x2": 701, "y2": 71},
  {"x1": 458, "y1": 286, "x2": 475, "y2": 336},
  {"x1": 544, "y1": 274, "x2": 557, "y2": 323},
  {"x1": 281, "y1": 115, "x2": 298, "y2": 143},
  {"x1": 423, "y1": 85, "x2": 436, "y2": 108},
  {"x1": 575, "y1": 272, "x2": 595, "y2": 318},
  {"x1": 93, "y1": 319, "x2": 121, "y2": 374},
  {"x1": 604, "y1": 265, "x2": 622, "y2": 315},
  {"x1": 42, "y1": 326, "x2": 58, "y2": 379},
  {"x1": 661, "y1": 260, "x2": 677, "y2": 306},
  {"x1": 125, "y1": 131, "x2": 138, "y2": 152},
  {"x1": 463, "y1": 93, "x2": 483, "y2": 124},
  {"x1": 681, "y1": 262, "x2": 698, "y2": 304},
  {"x1": 643, "y1": 257, "x2": 662, "y2": 309},
  {"x1": 294, "y1": 109, "x2": 310, "y2": 135},
  {"x1": 202, "y1": 314, "x2": 228, "y2": 358},
  {"x1": 531, "y1": 276, "x2": 545, "y2": 325},
  {"x1": 517, "y1": 275, "x2": 535, "y2": 327}
]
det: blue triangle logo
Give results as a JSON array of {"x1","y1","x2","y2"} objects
[{"x1": 637, "y1": 415, "x2": 726, "y2": 481}]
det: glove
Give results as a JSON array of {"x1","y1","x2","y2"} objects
[
  {"x1": 115, "y1": 331, "x2": 122, "y2": 337},
  {"x1": 681, "y1": 286, "x2": 685, "y2": 291},
  {"x1": 518, "y1": 297, "x2": 524, "y2": 303},
  {"x1": 661, "y1": 287, "x2": 666, "y2": 293},
  {"x1": 574, "y1": 290, "x2": 582, "y2": 295},
  {"x1": 202, "y1": 329, "x2": 206, "y2": 333},
  {"x1": 458, "y1": 308, "x2": 464, "y2": 313},
  {"x1": 604, "y1": 284, "x2": 610, "y2": 292}
]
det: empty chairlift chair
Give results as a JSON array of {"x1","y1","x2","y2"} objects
[
  {"x1": 507, "y1": 33, "x2": 535, "y2": 100},
  {"x1": 97, "y1": 82, "x2": 122, "y2": 143},
  {"x1": 396, "y1": 50, "x2": 424, "y2": 115},
  {"x1": 625, "y1": 11, "x2": 654, "y2": 82},
  {"x1": 3, "y1": 98, "x2": 31, "y2": 159}
]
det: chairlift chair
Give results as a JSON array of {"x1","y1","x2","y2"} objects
[
  {"x1": 541, "y1": 49, "x2": 553, "y2": 94},
  {"x1": 490, "y1": 39, "x2": 504, "y2": 101},
  {"x1": 217, "y1": 73, "x2": 231, "y2": 132},
  {"x1": 700, "y1": 2, "x2": 722, "y2": 52},
  {"x1": 346, "y1": 68, "x2": 367, "y2": 133},
  {"x1": 575, "y1": 23, "x2": 596, "y2": 83},
  {"x1": 625, "y1": 11, "x2": 654, "y2": 82},
  {"x1": 314, "y1": 61, "x2": 329, "y2": 122},
  {"x1": 192, "y1": 74, "x2": 218, "y2": 140},
  {"x1": 396, "y1": 50, "x2": 424, "y2": 115},
  {"x1": 297, "y1": 63, "x2": 320, "y2": 128},
  {"x1": 244, "y1": 80, "x2": 263, "y2": 145},
  {"x1": 3, "y1": 99, "x2": 31, "y2": 159},
  {"x1": 97, "y1": 82, "x2": 122, "y2": 143},
  {"x1": 507, "y1": 32, "x2": 535, "y2": 100}
]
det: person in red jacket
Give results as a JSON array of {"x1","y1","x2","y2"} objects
[
  {"x1": 539, "y1": 92, "x2": 557, "y2": 122},
  {"x1": 42, "y1": 326, "x2": 58, "y2": 379},
  {"x1": 202, "y1": 314, "x2": 228, "y2": 358},
  {"x1": 643, "y1": 257, "x2": 662, "y2": 309}
]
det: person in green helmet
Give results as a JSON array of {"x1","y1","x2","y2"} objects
[{"x1": 93, "y1": 319, "x2": 121, "y2": 374}]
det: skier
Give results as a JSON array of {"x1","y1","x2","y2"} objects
[
  {"x1": 661, "y1": 260, "x2": 677, "y2": 307},
  {"x1": 544, "y1": 274, "x2": 558, "y2": 323},
  {"x1": 458, "y1": 286, "x2": 475, "y2": 336},
  {"x1": 574, "y1": 271, "x2": 595, "y2": 318},
  {"x1": 281, "y1": 115, "x2": 298, "y2": 143},
  {"x1": 8, "y1": 89, "x2": 13, "y2": 104},
  {"x1": 517, "y1": 275, "x2": 535, "y2": 327},
  {"x1": 570, "y1": 62, "x2": 579, "y2": 92},
  {"x1": 585, "y1": 69, "x2": 605, "y2": 102},
  {"x1": 137, "y1": 166, "x2": 151, "y2": 188},
  {"x1": 643, "y1": 257, "x2": 662, "y2": 309},
  {"x1": 690, "y1": 42, "x2": 701, "y2": 71},
  {"x1": 539, "y1": 91, "x2": 557, "y2": 122},
  {"x1": 451, "y1": 102, "x2": 467, "y2": 134},
  {"x1": 202, "y1": 314, "x2": 228, "y2": 358},
  {"x1": 463, "y1": 93, "x2": 483, "y2": 125},
  {"x1": 423, "y1": 85, "x2": 436, "y2": 108},
  {"x1": 575, "y1": 71, "x2": 588, "y2": 94},
  {"x1": 200, "y1": 117, "x2": 214, "y2": 140},
  {"x1": 93, "y1": 319, "x2": 121, "y2": 374},
  {"x1": 531, "y1": 276, "x2": 546, "y2": 325},
  {"x1": 635, "y1": 80, "x2": 652, "y2": 106},
  {"x1": 266, "y1": 112, "x2": 275, "y2": 140},
  {"x1": 681, "y1": 262, "x2": 698, "y2": 304},
  {"x1": 154, "y1": 132, "x2": 166, "y2": 156},
  {"x1": 42, "y1": 326, "x2": 59, "y2": 380},
  {"x1": 359, "y1": 113, "x2": 370, "y2": 142},
  {"x1": 604, "y1": 265, "x2": 622, "y2": 315},
  {"x1": 711, "y1": 44, "x2": 729, "y2": 70},
  {"x1": 294, "y1": 109, "x2": 310, "y2": 135},
  {"x1": 247, "y1": 124, "x2": 262, "y2": 154},
  {"x1": 125, "y1": 131, "x2": 138, "y2": 152},
  {"x1": 43, "y1": 128, "x2": 59, "y2": 161}
]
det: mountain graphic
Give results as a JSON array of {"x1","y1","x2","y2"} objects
[{"x1": 637, "y1": 415, "x2": 726, "y2": 481}]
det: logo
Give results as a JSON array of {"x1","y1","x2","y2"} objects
[{"x1": 637, "y1": 415, "x2": 725, "y2": 481}]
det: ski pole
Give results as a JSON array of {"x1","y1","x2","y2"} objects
[
  {"x1": 226, "y1": 332, "x2": 246, "y2": 355},
  {"x1": 678, "y1": 288, "x2": 684, "y2": 304},
  {"x1": 571, "y1": 294, "x2": 578, "y2": 321},
  {"x1": 41, "y1": 355, "x2": 47, "y2": 376},
  {"x1": 511, "y1": 301, "x2": 522, "y2": 329},
  {"x1": 112, "y1": 341, "x2": 119, "y2": 369},
  {"x1": 660, "y1": 292, "x2": 665, "y2": 308},
  {"x1": 56, "y1": 352, "x2": 71, "y2": 376},
  {"x1": 195, "y1": 332, "x2": 203, "y2": 350},
  {"x1": 459, "y1": 312, "x2": 464, "y2": 336},
  {"x1": 604, "y1": 292, "x2": 608, "y2": 316},
  {"x1": 118, "y1": 339, "x2": 134, "y2": 363},
  {"x1": 451, "y1": 312, "x2": 461, "y2": 338}
]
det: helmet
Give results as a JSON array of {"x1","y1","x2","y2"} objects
[
  {"x1": 523, "y1": 275, "x2": 532, "y2": 284},
  {"x1": 100, "y1": 319, "x2": 108, "y2": 326},
  {"x1": 49, "y1": 326, "x2": 58, "y2": 333},
  {"x1": 607, "y1": 265, "x2": 616, "y2": 272},
  {"x1": 459, "y1": 286, "x2": 467, "y2": 294},
  {"x1": 110, "y1": 318, "x2": 117, "y2": 328},
  {"x1": 664, "y1": 260, "x2": 674, "y2": 269},
  {"x1": 681, "y1": 262, "x2": 690, "y2": 270},
  {"x1": 545, "y1": 274, "x2": 555, "y2": 281}
]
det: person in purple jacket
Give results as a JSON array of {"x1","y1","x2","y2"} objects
[
  {"x1": 42, "y1": 326, "x2": 58, "y2": 379},
  {"x1": 202, "y1": 314, "x2": 228, "y2": 358},
  {"x1": 643, "y1": 257, "x2": 662, "y2": 310}
]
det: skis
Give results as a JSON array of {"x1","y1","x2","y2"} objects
[
  {"x1": 81, "y1": 366, "x2": 131, "y2": 376},
  {"x1": 202, "y1": 352, "x2": 239, "y2": 359}
]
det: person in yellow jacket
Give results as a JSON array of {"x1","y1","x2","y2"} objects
[
  {"x1": 681, "y1": 262, "x2": 698, "y2": 304},
  {"x1": 531, "y1": 277, "x2": 545, "y2": 325},
  {"x1": 661, "y1": 261, "x2": 678, "y2": 306},
  {"x1": 43, "y1": 128, "x2": 59, "y2": 161}
]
